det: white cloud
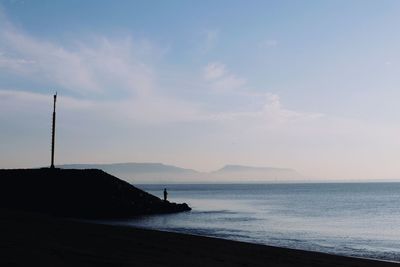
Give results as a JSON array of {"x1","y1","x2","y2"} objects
[
  {"x1": 0, "y1": 22, "x2": 155, "y2": 96},
  {"x1": 204, "y1": 62, "x2": 226, "y2": 80},
  {"x1": 0, "y1": 55, "x2": 35, "y2": 69},
  {"x1": 212, "y1": 74, "x2": 246, "y2": 91},
  {"x1": 203, "y1": 61, "x2": 246, "y2": 92},
  {"x1": 260, "y1": 93, "x2": 323, "y2": 123},
  {"x1": 0, "y1": 88, "x2": 208, "y2": 126},
  {"x1": 0, "y1": 89, "x2": 95, "y2": 115},
  {"x1": 0, "y1": 30, "x2": 99, "y2": 93},
  {"x1": 211, "y1": 93, "x2": 323, "y2": 125}
]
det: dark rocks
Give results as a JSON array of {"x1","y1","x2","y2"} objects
[{"x1": 0, "y1": 168, "x2": 191, "y2": 219}]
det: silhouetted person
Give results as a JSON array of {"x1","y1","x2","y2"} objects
[{"x1": 163, "y1": 188, "x2": 168, "y2": 202}]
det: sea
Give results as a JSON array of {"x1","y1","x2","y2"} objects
[{"x1": 107, "y1": 183, "x2": 400, "y2": 262}]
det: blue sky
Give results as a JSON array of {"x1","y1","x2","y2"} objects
[{"x1": 1, "y1": 0, "x2": 400, "y2": 180}]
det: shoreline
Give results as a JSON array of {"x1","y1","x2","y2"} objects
[
  {"x1": 115, "y1": 225, "x2": 400, "y2": 265},
  {"x1": 1, "y1": 210, "x2": 399, "y2": 267},
  {"x1": 101, "y1": 223, "x2": 400, "y2": 265}
]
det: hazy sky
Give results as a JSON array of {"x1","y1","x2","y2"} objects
[{"x1": 1, "y1": 0, "x2": 400, "y2": 180}]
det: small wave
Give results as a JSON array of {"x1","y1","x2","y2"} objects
[
  {"x1": 161, "y1": 226, "x2": 251, "y2": 240},
  {"x1": 191, "y1": 210, "x2": 239, "y2": 215},
  {"x1": 216, "y1": 216, "x2": 259, "y2": 223}
]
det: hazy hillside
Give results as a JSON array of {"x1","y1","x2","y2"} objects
[
  {"x1": 61, "y1": 163, "x2": 198, "y2": 175},
  {"x1": 60, "y1": 163, "x2": 202, "y2": 183},
  {"x1": 211, "y1": 165, "x2": 301, "y2": 182},
  {"x1": 59, "y1": 163, "x2": 301, "y2": 183}
]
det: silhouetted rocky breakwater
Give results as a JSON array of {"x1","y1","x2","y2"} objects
[{"x1": 0, "y1": 168, "x2": 190, "y2": 218}]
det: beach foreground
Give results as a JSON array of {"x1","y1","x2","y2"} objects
[{"x1": 1, "y1": 210, "x2": 398, "y2": 267}]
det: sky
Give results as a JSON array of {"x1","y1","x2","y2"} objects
[{"x1": 1, "y1": 0, "x2": 400, "y2": 180}]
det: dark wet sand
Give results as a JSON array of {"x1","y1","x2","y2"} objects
[{"x1": 1, "y1": 210, "x2": 398, "y2": 267}]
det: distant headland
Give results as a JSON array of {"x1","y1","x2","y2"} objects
[{"x1": 59, "y1": 162, "x2": 302, "y2": 183}]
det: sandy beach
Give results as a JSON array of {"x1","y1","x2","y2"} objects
[{"x1": 1, "y1": 209, "x2": 398, "y2": 267}]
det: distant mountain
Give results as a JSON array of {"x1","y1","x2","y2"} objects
[
  {"x1": 61, "y1": 162, "x2": 198, "y2": 174},
  {"x1": 58, "y1": 162, "x2": 301, "y2": 183}
]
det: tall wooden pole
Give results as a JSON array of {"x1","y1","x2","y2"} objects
[{"x1": 50, "y1": 92, "x2": 57, "y2": 169}]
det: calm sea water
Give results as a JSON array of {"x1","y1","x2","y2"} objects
[{"x1": 108, "y1": 183, "x2": 400, "y2": 262}]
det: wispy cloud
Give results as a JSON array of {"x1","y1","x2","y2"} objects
[
  {"x1": 211, "y1": 93, "x2": 323, "y2": 125},
  {"x1": 203, "y1": 61, "x2": 246, "y2": 92},
  {"x1": 0, "y1": 22, "x2": 155, "y2": 96},
  {"x1": 0, "y1": 29, "x2": 99, "y2": 93},
  {"x1": 204, "y1": 62, "x2": 226, "y2": 80}
]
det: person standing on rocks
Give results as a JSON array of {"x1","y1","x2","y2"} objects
[{"x1": 163, "y1": 188, "x2": 168, "y2": 202}]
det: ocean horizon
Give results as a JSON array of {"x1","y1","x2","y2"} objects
[{"x1": 104, "y1": 182, "x2": 400, "y2": 263}]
